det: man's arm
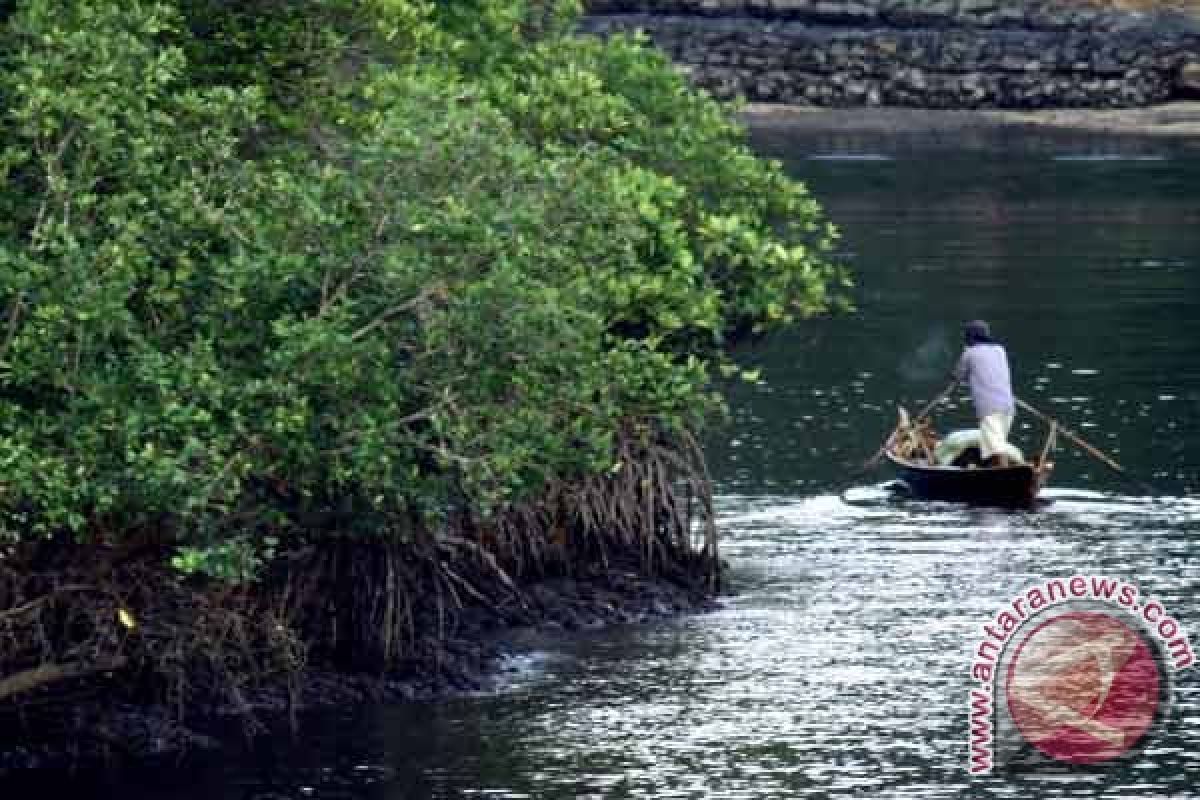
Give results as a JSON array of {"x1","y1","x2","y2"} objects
[{"x1": 953, "y1": 350, "x2": 969, "y2": 383}]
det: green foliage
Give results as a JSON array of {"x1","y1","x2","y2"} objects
[
  {"x1": 0, "y1": 0, "x2": 846, "y2": 580},
  {"x1": 171, "y1": 534, "x2": 278, "y2": 584},
  {"x1": 481, "y1": 31, "x2": 851, "y2": 335},
  {"x1": 0, "y1": 0, "x2": 262, "y2": 542}
]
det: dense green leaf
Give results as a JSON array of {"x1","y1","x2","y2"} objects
[{"x1": 0, "y1": 0, "x2": 845, "y2": 580}]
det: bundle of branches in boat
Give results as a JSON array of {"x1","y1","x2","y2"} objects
[{"x1": 886, "y1": 408, "x2": 941, "y2": 464}]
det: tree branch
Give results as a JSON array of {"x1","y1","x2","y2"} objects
[
  {"x1": 0, "y1": 657, "x2": 128, "y2": 702},
  {"x1": 349, "y1": 283, "x2": 446, "y2": 342}
]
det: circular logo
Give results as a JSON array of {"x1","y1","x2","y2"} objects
[{"x1": 1004, "y1": 610, "x2": 1163, "y2": 765}]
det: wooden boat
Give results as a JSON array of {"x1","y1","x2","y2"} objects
[
  {"x1": 883, "y1": 408, "x2": 1056, "y2": 509},
  {"x1": 885, "y1": 451, "x2": 1052, "y2": 508}
]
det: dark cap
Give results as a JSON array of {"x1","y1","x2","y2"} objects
[{"x1": 964, "y1": 319, "x2": 992, "y2": 344}]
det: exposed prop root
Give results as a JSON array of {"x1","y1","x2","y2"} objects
[
  {"x1": 0, "y1": 420, "x2": 721, "y2": 764},
  {"x1": 267, "y1": 421, "x2": 720, "y2": 674},
  {"x1": 0, "y1": 553, "x2": 304, "y2": 756}
]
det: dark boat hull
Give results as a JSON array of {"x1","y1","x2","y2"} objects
[{"x1": 886, "y1": 453, "x2": 1047, "y2": 508}]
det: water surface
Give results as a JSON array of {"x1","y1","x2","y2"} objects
[{"x1": 717, "y1": 126, "x2": 1200, "y2": 497}]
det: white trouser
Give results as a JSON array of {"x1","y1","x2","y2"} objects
[{"x1": 979, "y1": 412, "x2": 1014, "y2": 459}]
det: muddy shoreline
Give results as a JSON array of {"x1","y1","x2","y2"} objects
[
  {"x1": 740, "y1": 100, "x2": 1200, "y2": 140},
  {"x1": 0, "y1": 565, "x2": 718, "y2": 780}
]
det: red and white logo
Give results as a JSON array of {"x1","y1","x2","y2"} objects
[
  {"x1": 967, "y1": 576, "x2": 1192, "y2": 775},
  {"x1": 1004, "y1": 610, "x2": 1162, "y2": 765}
]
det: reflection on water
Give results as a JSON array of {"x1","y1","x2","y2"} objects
[
  {"x1": 21, "y1": 134, "x2": 1200, "y2": 799},
  {"x1": 1052, "y1": 155, "x2": 1169, "y2": 163},
  {"x1": 807, "y1": 153, "x2": 895, "y2": 162}
]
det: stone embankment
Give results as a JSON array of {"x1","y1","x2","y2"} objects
[{"x1": 583, "y1": 1, "x2": 1200, "y2": 108}]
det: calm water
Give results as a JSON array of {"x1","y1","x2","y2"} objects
[{"x1": 32, "y1": 130, "x2": 1200, "y2": 798}]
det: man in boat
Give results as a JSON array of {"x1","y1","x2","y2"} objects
[{"x1": 954, "y1": 319, "x2": 1015, "y2": 468}]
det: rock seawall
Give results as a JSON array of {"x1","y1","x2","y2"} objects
[{"x1": 583, "y1": 2, "x2": 1200, "y2": 108}]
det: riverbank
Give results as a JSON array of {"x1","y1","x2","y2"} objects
[
  {"x1": 0, "y1": 559, "x2": 718, "y2": 778},
  {"x1": 740, "y1": 100, "x2": 1200, "y2": 141}
]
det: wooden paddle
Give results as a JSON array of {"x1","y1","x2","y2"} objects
[{"x1": 1015, "y1": 397, "x2": 1158, "y2": 495}]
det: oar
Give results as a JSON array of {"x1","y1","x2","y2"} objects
[
  {"x1": 1015, "y1": 397, "x2": 1158, "y2": 495},
  {"x1": 858, "y1": 378, "x2": 960, "y2": 473},
  {"x1": 914, "y1": 377, "x2": 961, "y2": 424}
]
